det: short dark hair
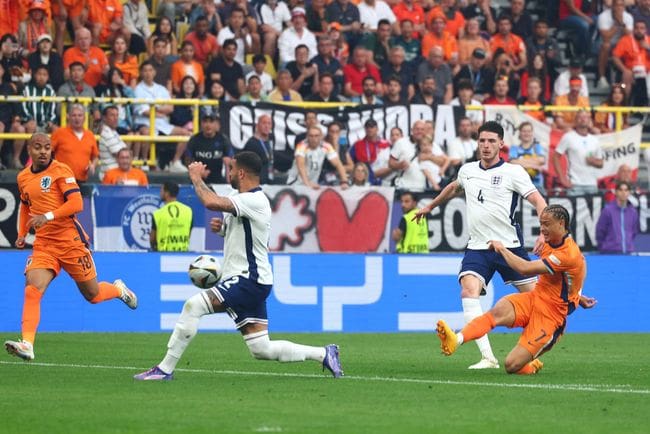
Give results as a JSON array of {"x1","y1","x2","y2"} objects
[
  {"x1": 401, "y1": 191, "x2": 417, "y2": 202},
  {"x1": 252, "y1": 54, "x2": 266, "y2": 64},
  {"x1": 319, "y1": 72, "x2": 334, "y2": 82},
  {"x1": 457, "y1": 79, "x2": 474, "y2": 91},
  {"x1": 222, "y1": 38, "x2": 237, "y2": 50},
  {"x1": 378, "y1": 19, "x2": 391, "y2": 28},
  {"x1": 534, "y1": 18, "x2": 548, "y2": 27},
  {"x1": 195, "y1": 15, "x2": 208, "y2": 24},
  {"x1": 478, "y1": 121, "x2": 505, "y2": 140},
  {"x1": 387, "y1": 75, "x2": 401, "y2": 85},
  {"x1": 163, "y1": 181, "x2": 179, "y2": 198},
  {"x1": 153, "y1": 35, "x2": 169, "y2": 46},
  {"x1": 140, "y1": 60, "x2": 155, "y2": 70},
  {"x1": 362, "y1": 76, "x2": 376, "y2": 85},
  {"x1": 234, "y1": 151, "x2": 262, "y2": 177},
  {"x1": 616, "y1": 181, "x2": 632, "y2": 191},
  {"x1": 542, "y1": 204, "x2": 571, "y2": 231},
  {"x1": 69, "y1": 61, "x2": 85, "y2": 71},
  {"x1": 180, "y1": 40, "x2": 195, "y2": 51},
  {"x1": 102, "y1": 105, "x2": 119, "y2": 116},
  {"x1": 295, "y1": 44, "x2": 309, "y2": 53}
]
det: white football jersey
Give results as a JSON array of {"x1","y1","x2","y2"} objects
[
  {"x1": 457, "y1": 161, "x2": 537, "y2": 250},
  {"x1": 222, "y1": 187, "x2": 273, "y2": 285}
]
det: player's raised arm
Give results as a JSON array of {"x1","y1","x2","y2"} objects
[
  {"x1": 188, "y1": 162, "x2": 236, "y2": 214},
  {"x1": 413, "y1": 180, "x2": 464, "y2": 222},
  {"x1": 489, "y1": 240, "x2": 549, "y2": 276},
  {"x1": 525, "y1": 190, "x2": 548, "y2": 254}
]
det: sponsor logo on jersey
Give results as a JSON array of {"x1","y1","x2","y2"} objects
[
  {"x1": 40, "y1": 176, "x2": 52, "y2": 191},
  {"x1": 549, "y1": 254, "x2": 561, "y2": 265},
  {"x1": 65, "y1": 177, "x2": 76, "y2": 184},
  {"x1": 490, "y1": 175, "x2": 502, "y2": 186}
]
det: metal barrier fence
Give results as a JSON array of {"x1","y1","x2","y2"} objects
[{"x1": 1, "y1": 96, "x2": 649, "y2": 167}]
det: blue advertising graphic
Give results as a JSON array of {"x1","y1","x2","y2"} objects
[{"x1": 0, "y1": 252, "x2": 646, "y2": 334}]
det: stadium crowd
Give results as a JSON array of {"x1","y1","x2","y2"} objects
[{"x1": 0, "y1": 0, "x2": 648, "y2": 197}]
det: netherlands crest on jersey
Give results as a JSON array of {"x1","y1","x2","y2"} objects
[
  {"x1": 491, "y1": 175, "x2": 502, "y2": 186},
  {"x1": 40, "y1": 176, "x2": 52, "y2": 191}
]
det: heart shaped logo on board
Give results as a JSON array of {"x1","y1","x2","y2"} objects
[{"x1": 315, "y1": 189, "x2": 389, "y2": 252}]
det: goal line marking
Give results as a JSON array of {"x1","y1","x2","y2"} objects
[{"x1": 1, "y1": 360, "x2": 648, "y2": 396}]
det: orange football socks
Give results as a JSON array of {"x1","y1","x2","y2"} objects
[
  {"x1": 90, "y1": 282, "x2": 122, "y2": 304},
  {"x1": 21, "y1": 285, "x2": 43, "y2": 344},
  {"x1": 461, "y1": 312, "x2": 497, "y2": 343}
]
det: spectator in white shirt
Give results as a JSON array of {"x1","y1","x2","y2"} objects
[
  {"x1": 278, "y1": 7, "x2": 318, "y2": 65},
  {"x1": 553, "y1": 57, "x2": 589, "y2": 98},
  {"x1": 134, "y1": 61, "x2": 191, "y2": 172},
  {"x1": 217, "y1": 7, "x2": 254, "y2": 65},
  {"x1": 259, "y1": 0, "x2": 292, "y2": 57},
  {"x1": 245, "y1": 54, "x2": 274, "y2": 95},
  {"x1": 98, "y1": 105, "x2": 127, "y2": 180},
  {"x1": 596, "y1": 0, "x2": 634, "y2": 89},
  {"x1": 447, "y1": 117, "x2": 477, "y2": 170},
  {"x1": 357, "y1": 0, "x2": 396, "y2": 31}
]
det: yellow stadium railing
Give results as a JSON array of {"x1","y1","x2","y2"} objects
[{"x1": 1, "y1": 97, "x2": 648, "y2": 169}]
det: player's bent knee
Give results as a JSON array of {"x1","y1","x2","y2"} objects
[
  {"x1": 245, "y1": 333, "x2": 275, "y2": 360},
  {"x1": 504, "y1": 356, "x2": 526, "y2": 374}
]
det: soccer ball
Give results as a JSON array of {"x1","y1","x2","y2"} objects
[{"x1": 188, "y1": 255, "x2": 222, "y2": 289}]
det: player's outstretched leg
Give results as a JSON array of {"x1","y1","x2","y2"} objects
[
  {"x1": 134, "y1": 292, "x2": 211, "y2": 380},
  {"x1": 436, "y1": 320, "x2": 459, "y2": 355},
  {"x1": 244, "y1": 330, "x2": 344, "y2": 378},
  {"x1": 85, "y1": 280, "x2": 138, "y2": 309},
  {"x1": 462, "y1": 298, "x2": 499, "y2": 370},
  {"x1": 5, "y1": 284, "x2": 42, "y2": 361},
  {"x1": 437, "y1": 312, "x2": 498, "y2": 358}
]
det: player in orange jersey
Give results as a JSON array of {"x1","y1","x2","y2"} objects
[
  {"x1": 436, "y1": 204, "x2": 597, "y2": 374},
  {"x1": 5, "y1": 133, "x2": 138, "y2": 361}
]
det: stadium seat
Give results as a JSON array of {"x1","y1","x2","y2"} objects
[
  {"x1": 177, "y1": 22, "x2": 190, "y2": 47},
  {"x1": 245, "y1": 54, "x2": 277, "y2": 80}
]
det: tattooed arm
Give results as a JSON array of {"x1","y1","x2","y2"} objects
[{"x1": 188, "y1": 162, "x2": 237, "y2": 213}]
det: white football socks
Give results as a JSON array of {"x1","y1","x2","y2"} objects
[
  {"x1": 159, "y1": 292, "x2": 211, "y2": 374},
  {"x1": 462, "y1": 297, "x2": 496, "y2": 361},
  {"x1": 244, "y1": 330, "x2": 326, "y2": 362}
]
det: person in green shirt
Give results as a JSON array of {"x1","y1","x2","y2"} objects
[
  {"x1": 150, "y1": 182, "x2": 193, "y2": 251},
  {"x1": 392, "y1": 191, "x2": 429, "y2": 253}
]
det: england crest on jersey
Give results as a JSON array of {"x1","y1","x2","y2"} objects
[
  {"x1": 491, "y1": 175, "x2": 502, "y2": 186},
  {"x1": 40, "y1": 176, "x2": 52, "y2": 191}
]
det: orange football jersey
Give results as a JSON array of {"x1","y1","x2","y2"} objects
[
  {"x1": 17, "y1": 159, "x2": 89, "y2": 247},
  {"x1": 537, "y1": 234, "x2": 586, "y2": 316}
]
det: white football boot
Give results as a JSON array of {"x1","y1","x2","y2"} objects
[
  {"x1": 114, "y1": 279, "x2": 138, "y2": 309},
  {"x1": 468, "y1": 357, "x2": 500, "y2": 369},
  {"x1": 5, "y1": 339, "x2": 35, "y2": 361}
]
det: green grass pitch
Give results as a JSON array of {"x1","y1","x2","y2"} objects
[{"x1": 1, "y1": 332, "x2": 648, "y2": 434}]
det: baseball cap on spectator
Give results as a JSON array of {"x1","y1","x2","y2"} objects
[
  {"x1": 429, "y1": 10, "x2": 446, "y2": 22},
  {"x1": 201, "y1": 111, "x2": 219, "y2": 121},
  {"x1": 36, "y1": 34, "x2": 52, "y2": 44},
  {"x1": 364, "y1": 119, "x2": 378, "y2": 128},
  {"x1": 329, "y1": 22, "x2": 342, "y2": 31},
  {"x1": 29, "y1": 0, "x2": 47, "y2": 11},
  {"x1": 472, "y1": 48, "x2": 487, "y2": 59},
  {"x1": 291, "y1": 7, "x2": 306, "y2": 19},
  {"x1": 569, "y1": 76, "x2": 582, "y2": 85},
  {"x1": 569, "y1": 57, "x2": 584, "y2": 69}
]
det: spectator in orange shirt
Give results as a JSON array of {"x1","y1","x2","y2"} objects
[
  {"x1": 171, "y1": 41, "x2": 206, "y2": 96},
  {"x1": 518, "y1": 77, "x2": 548, "y2": 123},
  {"x1": 392, "y1": 0, "x2": 425, "y2": 37},
  {"x1": 427, "y1": 0, "x2": 465, "y2": 38},
  {"x1": 0, "y1": 1, "x2": 20, "y2": 39},
  {"x1": 612, "y1": 20, "x2": 650, "y2": 106},
  {"x1": 87, "y1": 0, "x2": 127, "y2": 45},
  {"x1": 184, "y1": 15, "x2": 219, "y2": 66},
  {"x1": 490, "y1": 15, "x2": 527, "y2": 71},
  {"x1": 63, "y1": 27, "x2": 110, "y2": 88},
  {"x1": 52, "y1": 0, "x2": 86, "y2": 54},
  {"x1": 553, "y1": 76, "x2": 591, "y2": 131},
  {"x1": 102, "y1": 148, "x2": 149, "y2": 186},
  {"x1": 421, "y1": 12, "x2": 459, "y2": 70},
  {"x1": 18, "y1": 1, "x2": 51, "y2": 55},
  {"x1": 108, "y1": 35, "x2": 139, "y2": 88},
  {"x1": 51, "y1": 103, "x2": 100, "y2": 182},
  {"x1": 458, "y1": 18, "x2": 491, "y2": 66}
]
